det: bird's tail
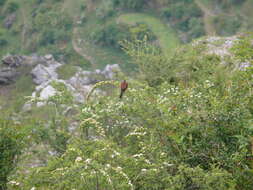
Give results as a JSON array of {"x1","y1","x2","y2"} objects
[{"x1": 119, "y1": 90, "x2": 124, "y2": 99}]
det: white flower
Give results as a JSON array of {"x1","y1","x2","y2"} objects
[
  {"x1": 106, "y1": 164, "x2": 111, "y2": 168},
  {"x1": 117, "y1": 166, "x2": 122, "y2": 171},
  {"x1": 75, "y1": 156, "x2": 83, "y2": 163},
  {"x1": 85, "y1": 158, "x2": 92, "y2": 164},
  {"x1": 141, "y1": 169, "x2": 147, "y2": 172},
  {"x1": 8, "y1": 181, "x2": 20, "y2": 186},
  {"x1": 31, "y1": 187, "x2": 36, "y2": 190},
  {"x1": 132, "y1": 153, "x2": 144, "y2": 158},
  {"x1": 163, "y1": 162, "x2": 174, "y2": 167},
  {"x1": 160, "y1": 152, "x2": 166, "y2": 156}
]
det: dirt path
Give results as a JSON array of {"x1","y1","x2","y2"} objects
[
  {"x1": 72, "y1": 27, "x2": 95, "y2": 65},
  {"x1": 61, "y1": 0, "x2": 96, "y2": 65},
  {"x1": 195, "y1": 0, "x2": 216, "y2": 36}
]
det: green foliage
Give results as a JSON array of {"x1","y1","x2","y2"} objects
[
  {"x1": 231, "y1": 34, "x2": 253, "y2": 62},
  {"x1": 95, "y1": 0, "x2": 114, "y2": 19},
  {"x1": 0, "y1": 38, "x2": 8, "y2": 47},
  {"x1": 50, "y1": 81, "x2": 74, "y2": 106},
  {"x1": 57, "y1": 64, "x2": 78, "y2": 80},
  {"x1": 91, "y1": 23, "x2": 130, "y2": 49},
  {"x1": 162, "y1": 1, "x2": 204, "y2": 41},
  {"x1": 0, "y1": 0, "x2": 6, "y2": 6},
  {"x1": 91, "y1": 22, "x2": 156, "y2": 50},
  {"x1": 6, "y1": 2, "x2": 19, "y2": 13},
  {"x1": 113, "y1": 0, "x2": 145, "y2": 10},
  {"x1": 0, "y1": 119, "x2": 28, "y2": 190},
  {"x1": 213, "y1": 16, "x2": 241, "y2": 36},
  {"x1": 8, "y1": 38, "x2": 253, "y2": 190}
]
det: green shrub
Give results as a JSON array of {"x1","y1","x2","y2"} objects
[
  {"x1": 0, "y1": 38, "x2": 8, "y2": 47},
  {"x1": 213, "y1": 16, "x2": 241, "y2": 36},
  {"x1": 6, "y1": 2, "x2": 19, "y2": 13},
  {"x1": 113, "y1": 0, "x2": 145, "y2": 10},
  {"x1": 0, "y1": 120, "x2": 27, "y2": 190},
  {"x1": 0, "y1": 0, "x2": 6, "y2": 6},
  {"x1": 91, "y1": 23, "x2": 131, "y2": 49}
]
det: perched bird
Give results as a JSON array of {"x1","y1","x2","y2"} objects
[{"x1": 119, "y1": 80, "x2": 128, "y2": 99}]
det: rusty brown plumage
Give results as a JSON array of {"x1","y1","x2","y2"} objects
[{"x1": 119, "y1": 80, "x2": 128, "y2": 99}]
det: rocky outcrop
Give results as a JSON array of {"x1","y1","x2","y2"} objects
[
  {"x1": 193, "y1": 36, "x2": 252, "y2": 70},
  {"x1": 31, "y1": 62, "x2": 61, "y2": 85},
  {"x1": 0, "y1": 67, "x2": 19, "y2": 85},
  {"x1": 0, "y1": 53, "x2": 121, "y2": 107},
  {"x1": 2, "y1": 55, "x2": 25, "y2": 67},
  {"x1": 28, "y1": 55, "x2": 120, "y2": 105},
  {"x1": 0, "y1": 55, "x2": 26, "y2": 85}
]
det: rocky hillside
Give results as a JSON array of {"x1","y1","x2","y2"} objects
[{"x1": 0, "y1": 53, "x2": 121, "y2": 111}]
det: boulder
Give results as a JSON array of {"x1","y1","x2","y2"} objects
[
  {"x1": 0, "y1": 68, "x2": 18, "y2": 85},
  {"x1": 22, "y1": 103, "x2": 32, "y2": 112},
  {"x1": 31, "y1": 62, "x2": 61, "y2": 85},
  {"x1": 44, "y1": 54, "x2": 53, "y2": 61},
  {"x1": 2, "y1": 55, "x2": 25, "y2": 67},
  {"x1": 101, "y1": 64, "x2": 120, "y2": 79},
  {"x1": 39, "y1": 85, "x2": 57, "y2": 100}
]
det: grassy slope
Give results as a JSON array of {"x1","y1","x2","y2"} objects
[
  {"x1": 197, "y1": 0, "x2": 253, "y2": 33},
  {"x1": 118, "y1": 13, "x2": 180, "y2": 54}
]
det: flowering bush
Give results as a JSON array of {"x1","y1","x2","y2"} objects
[{"x1": 7, "y1": 37, "x2": 253, "y2": 190}]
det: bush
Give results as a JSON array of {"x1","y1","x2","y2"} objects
[
  {"x1": 12, "y1": 53, "x2": 253, "y2": 189},
  {"x1": 113, "y1": 0, "x2": 146, "y2": 10},
  {"x1": 188, "y1": 17, "x2": 205, "y2": 38},
  {"x1": 213, "y1": 15, "x2": 241, "y2": 36},
  {"x1": 162, "y1": 1, "x2": 204, "y2": 41},
  {"x1": 91, "y1": 23, "x2": 131, "y2": 49},
  {"x1": 6, "y1": 2, "x2": 19, "y2": 13},
  {"x1": 0, "y1": 0, "x2": 6, "y2": 6},
  {"x1": 0, "y1": 38, "x2": 8, "y2": 47},
  {"x1": 39, "y1": 29, "x2": 56, "y2": 46},
  {"x1": 0, "y1": 120, "x2": 27, "y2": 190}
]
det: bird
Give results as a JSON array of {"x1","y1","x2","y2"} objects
[{"x1": 119, "y1": 80, "x2": 128, "y2": 99}]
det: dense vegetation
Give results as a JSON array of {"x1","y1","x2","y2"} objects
[
  {"x1": 1, "y1": 33, "x2": 252, "y2": 189},
  {"x1": 1, "y1": 0, "x2": 253, "y2": 189}
]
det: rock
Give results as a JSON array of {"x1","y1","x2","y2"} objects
[
  {"x1": 0, "y1": 68, "x2": 18, "y2": 85},
  {"x1": 31, "y1": 62, "x2": 61, "y2": 85},
  {"x1": 39, "y1": 85, "x2": 57, "y2": 100},
  {"x1": 68, "y1": 121, "x2": 79, "y2": 133},
  {"x1": 24, "y1": 54, "x2": 47, "y2": 66},
  {"x1": 44, "y1": 54, "x2": 53, "y2": 61},
  {"x1": 4, "y1": 13, "x2": 16, "y2": 29},
  {"x1": 101, "y1": 64, "x2": 120, "y2": 79},
  {"x1": 68, "y1": 71, "x2": 98, "y2": 86},
  {"x1": 22, "y1": 103, "x2": 32, "y2": 112},
  {"x1": 36, "y1": 85, "x2": 57, "y2": 107},
  {"x1": 238, "y1": 62, "x2": 251, "y2": 71},
  {"x1": 2, "y1": 55, "x2": 25, "y2": 67}
]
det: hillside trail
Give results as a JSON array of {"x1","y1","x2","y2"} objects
[
  {"x1": 195, "y1": 0, "x2": 216, "y2": 36},
  {"x1": 62, "y1": 0, "x2": 96, "y2": 66},
  {"x1": 72, "y1": 27, "x2": 96, "y2": 66}
]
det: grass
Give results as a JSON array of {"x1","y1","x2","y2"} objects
[
  {"x1": 0, "y1": 73, "x2": 35, "y2": 112},
  {"x1": 75, "y1": 12, "x2": 135, "y2": 72},
  {"x1": 62, "y1": 0, "x2": 86, "y2": 18},
  {"x1": 118, "y1": 13, "x2": 180, "y2": 54},
  {"x1": 57, "y1": 64, "x2": 78, "y2": 80}
]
